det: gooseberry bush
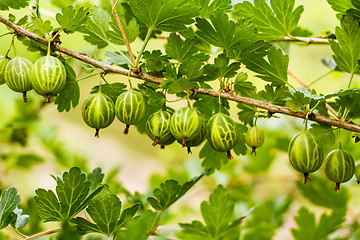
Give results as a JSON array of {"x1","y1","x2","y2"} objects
[{"x1": 2, "y1": 0, "x2": 360, "y2": 239}]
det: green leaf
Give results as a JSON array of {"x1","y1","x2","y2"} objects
[
  {"x1": 11, "y1": 208, "x2": 30, "y2": 229},
  {"x1": 138, "y1": 84, "x2": 166, "y2": 107},
  {"x1": 147, "y1": 173, "x2": 205, "y2": 211},
  {"x1": 191, "y1": 0, "x2": 232, "y2": 18},
  {"x1": 34, "y1": 167, "x2": 103, "y2": 222},
  {"x1": 28, "y1": 18, "x2": 54, "y2": 37},
  {"x1": 234, "y1": 72, "x2": 257, "y2": 97},
  {"x1": 81, "y1": 7, "x2": 110, "y2": 48},
  {"x1": 234, "y1": 0, "x2": 304, "y2": 40},
  {"x1": 72, "y1": 188, "x2": 139, "y2": 236},
  {"x1": 87, "y1": 168, "x2": 104, "y2": 191},
  {"x1": 296, "y1": 175, "x2": 349, "y2": 209},
  {"x1": 309, "y1": 123, "x2": 335, "y2": 146},
  {"x1": 196, "y1": 11, "x2": 255, "y2": 54},
  {"x1": 55, "y1": 63, "x2": 80, "y2": 112},
  {"x1": 193, "y1": 94, "x2": 230, "y2": 121},
  {"x1": 327, "y1": 0, "x2": 354, "y2": 14},
  {"x1": 285, "y1": 91, "x2": 311, "y2": 112},
  {"x1": 241, "y1": 47, "x2": 288, "y2": 86},
  {"x1": 0, "y1": 0, "x2": 30, "y2": 10},
  {"x1": 179, "y1": 185, "x2": 243, "y2": 239},
  {"x1": 105, "y1": 51, "x2": 131, "y2": 67},
  {"x1": 291, "y1": 207, "x2": 347, "y2": 240},
  {"x1": 51, "y1": 0, "x2": 75, "y2": 9},
  {"x1": 15, "y1": 154, "x2": 44, "y2": 169},
  {"x1": 0, "y1": 187, "x2": 21, "y2": 230},
  {"x1": 107, "y1": 17, "x2": 139, "y2": 45},
  {"x1": 165, "y1": 33, "x2": 209, "y2": 63},
  {"x1": 143, "y1": 50, "x2": 169, "y2": 72},
  {"x1": 204, "y1": 54, "x2": 240, "y2": 79},
  {"x1": 91, "y1": 83, "x2": 127, "y2": 104},
  {"x1": 56, "y1": 6, "x2": 91, "y2": 34},
  {"x1": 330, "y1": 14, "x2": 360, "y2": 74},
  {"x1": 129, "y1": 0, "x2": 199, "y2": 31},
  {"x1": 237, "y1": 103, "x2": 257, "y2": 126},
  {"x1": 259, "y1": 84, "x2": 288, "y2": 105}
]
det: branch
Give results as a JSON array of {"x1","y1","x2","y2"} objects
[
  {"x1": 0, "y1": 15, "x2": 359, "y2": 132},
  {"x1": 109, "y1": 0, "x2": 136, "y2": 66},
  {"x1": 24, "y1": 228, "x2": 61, "y2": 240},
  {"x1": 272, "y1": 36, "x2": 337, "y2": 44}
]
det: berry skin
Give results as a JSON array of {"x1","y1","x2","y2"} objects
[
  {"x1": 180, "y1": 123, "x2": 206, "y2": 154},
  {"x1": 324, "y1": 149, "x2": 355, "y2": 191},
  {"x1": 288, "y1": 131, "x2": 323, "y2": 184},
  {"x1": 31, "y1": 56, "x2": 67, "y2": 103},
  {"x1": 82, "y1": 92, "x2": 115, "y2": 137},
  {"x1": 115, "y1": 89, "x2": 146, "y2": 134},
  {"x1": 245, "y1": 126, "x2": 265, "y2": 155},
  {"x1": 206, "y1": 113, "x2": 239, "y2": 159},
  {"x1": 0, "y1": 56, "x2": 9, "y2": 85},
  {"x1": 146, "y1": 110, "x2": 175, "y2": 148},
  {"x1": 170, "y1": 107, "x2": 205, "y2": 148},
  {"x1": 4, "y1": 57, "x2": 33, "y2": 102}
]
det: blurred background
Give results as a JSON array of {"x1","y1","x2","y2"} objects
[{"x1": 1, "y1": 0, "x2": 360, "y2": 239}]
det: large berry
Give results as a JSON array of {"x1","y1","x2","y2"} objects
[
  {"x1": 288, "y1": 131, "x2": 323, "y2": 184},
  {"x1": 31, "y1": 56, "x2": 66, "y2": 103},
  {"x1": 146, "y1": 110, "x2": 175, "y2": 148},
  {"x1": 245, "y1": 126, "x2": 265, "y2": 155},
  {"x1": 206, "y1": 113, "x2": 239, "y2": 159},
  {"x1": 82, "y1": 91, "x2": 115, "y2": 137},
  {"x1": 324, "y1": 149, "x2": 355, "y2": 191},
  {"x1": 115, "y1": 89, "x2": 146, "y2": 134},
  {"x1": 170, "y1": 107, "x2": 204, "y2": 147},
  {"x1": 0, "y1": 56, "x2": 9, "y2": 85},
  {"x1": 4, "y1": 57, "x2": 33, "y2": 102}
]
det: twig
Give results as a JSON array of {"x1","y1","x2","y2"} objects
[
  {"x1": 272, "y1": 36, "x2": 337, "y2": 44},
  {"x1": 287, "y1": 69, "x2": 340, "y2": 119},
  {"x1": 24, "y1": 228, "x2": 61, "y2": 239},
  {"x1": 110, "y1": 0, "x2": 136, "y2": 66},
  {"x1": 1, "y1": 15, "x2": 359, "y2": 132}
]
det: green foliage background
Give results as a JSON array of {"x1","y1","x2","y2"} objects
[{"x1": 1, "y1": 0, "x2": 360, "y2": 239}]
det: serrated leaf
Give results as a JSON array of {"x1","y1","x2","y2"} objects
[
  {"x1": 0, "y1": 0, "x2": 30, "y2": 10},
  {"x1": 179, "y1": 185, "x2": 243, "y2": 239},
  {"x1": 203, "y1": 54, "x2": 240, "y2": 79},
  {"x1": 138, "y1": 84, "x2": 166, "y2": 107},
  {"x1": 285, "y1": 91, "x2": 311, "y2": 112},
  {"x1": 260, "y1": 84, "x2": 288, "y2": 105},
  {"x1": 56, "y1": 6, "x2": 91, "y2": 34},
  {"x1": 87, "y1": 168, "x2": 104, "y2": 191},
  {"x1": 327, "y1": 0, "x2": 354, "y2": 14},
  {"x1": 72, "y1": 188, "x2": 139, "y2": 236},
  {"x1": 143, "y1": 50, "x2": 169, "y2": 72},
  {"x1": 165, "y1": 33, "x2": 209, "y2": 63},
  {"x1": 147, "y1": 173, "x2": 205, "y2": 211},
  {"x1": 0, "y1": 187, "x2": 21, "y2": 229},
  {"x1": 296, "y1": 175, "x2": 349, "y2": 209},
  {"x1": 330, "y1": 14, "x2": 360, "y2": 74},
  {"x1": 81, "y1": 7, "x2": 110, "y2": 48},
  {"x1": 107, "y1": 17, "x2": 139, "y2": 45},
  {"x1": 241, "y1": 47, "x2": 288, "y2": 86},
  {"x1": 234, "y1": 0, "x2": 304, "y2": 40},
  {"x1": 129, "y1": 0, "x2": 199, "y2": 31},
  {"x1": 105, "y1": 51, "x2": 131, "y2": 67},
  {"x1": 193, "y1": 94, "x2": 229, "y2": 121},
  {"x1": 291, "y1": 207, "x2": 347, "y2": 240},
  {"x1": 16, "y1": 15, "x2": 28, "y2": 27},
  {"x1": 34, "y1": 167, "x2": 103, "y2": 222},
  {"x1": 91, "y1": 83, "x2": 127, "y2": 104},
  {"x1": 237, "y1": 103, "x2": 257, "y2": 126},
  {"x1": 309, "y1": 123, "x2": 335, "y2": 146},
  {"x1": 234, "y1": 72, "x2": 257, "y2": 97},
  {"x1": 28, "y1": 18, "x2": 53, "y2": 37},
  {"x1": 196, "y1": 11, "x2": 255, "y2": 54},
  {"x1": 191, "y1": 0, "x2": 232, "y2": 18},
  {"x1": 55, "y1": 63, "x2": 79, "y2": 112}
]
